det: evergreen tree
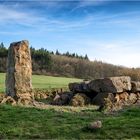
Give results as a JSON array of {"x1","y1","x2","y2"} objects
[
  {"x1": 72, "y1": 53, "x2": 75, "y2": 57},
  {"x1": 0, "y1": 42, "x2": 4, "y2": 48},
  {"x1": 0, "y1": 42, "x2": 7, "y2": 57},
  {"x1": 66, "y1": 51, "x2": 70, "y2": 57},
  {"x1": 56, "y1": 50, "x2": 60, "y2": 55},
  {"x1": 84, "y1": 54, "x2": 89, "y2": 60}
]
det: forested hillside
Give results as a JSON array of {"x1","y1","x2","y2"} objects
[{"x1": 0, "y1": 42, "x2": 140, "y2": 80}]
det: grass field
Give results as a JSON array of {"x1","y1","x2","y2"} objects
[
  {"x1": 0, "y1": 73, "x2": 140, "y2": 139},
  {"x1": 0, "y1": 73, "x2": 82, "y2": 93},
  {"x1": 0, "y1": 105, "x2": 139, "y2": 139}
]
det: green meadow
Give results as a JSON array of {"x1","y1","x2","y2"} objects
[
  {"x1": 0, "y1": 73, "x2": 140, "y2": 139},
  {"x1": 0, "y1": 73, "x2": 82, "y2": 93},
  {"x1": 0, "y1": 105, "x2": 139, "y2": 139}
]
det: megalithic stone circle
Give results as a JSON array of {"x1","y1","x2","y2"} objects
[{"x1": 5, "y1": 40, "x2": 32, "y2": 99}]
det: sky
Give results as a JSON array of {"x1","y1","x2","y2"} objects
[{"x1": 0, "y1": 0, "x2": 140, "y2": 68}]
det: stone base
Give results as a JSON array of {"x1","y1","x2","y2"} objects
[
  {"x1": 1, "y1": 92, "x2": 35, "y2": 106},
  {"x1": 101, "y1": 92, "x2": 140, "y2": 113},
  {"x1": 1, "y1": 96, "x2": 17, "y2": 106}
]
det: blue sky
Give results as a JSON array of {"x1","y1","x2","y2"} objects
[{"x1": 0, "y1": 0, "x2": 140, "y2": 68}]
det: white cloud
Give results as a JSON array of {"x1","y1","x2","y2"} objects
[
  {"x1": 0, "y1": 5, "x2": 46, "y2": 28},
  {"x1": 59, "y1": 38, "x2": 140, "y2": 68},
  {"x1": 70, "y1": 0, "x2": 105, "y2": 13},
  {"x1": 86, "y1": 40, "x2": 140, "y2": 68},
  {"x1": 105, "y1": 53, "x2": 140, "y2": 68},
  {"x1": 1, "y1": 2, "x2": 140, "y2": 68},
  {"x1": 1, "y1": 3, "x2": 140, "y2": 33},
  {"x1": 0, "y1": 5, "x2": 27, "y2": 20},
  {"x1": 0, "y1": 31, "x2": 24, "y2": 35}
]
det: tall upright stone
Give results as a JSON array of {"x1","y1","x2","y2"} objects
[{"x1": 6, "y1": 40, "x2": 32, "y2": 100}]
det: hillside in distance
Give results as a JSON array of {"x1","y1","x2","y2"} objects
[{"x1": 0, "y1": 43, "x2": 140, "y2": 81}]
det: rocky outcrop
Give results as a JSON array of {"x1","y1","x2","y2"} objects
[
  {"x1": 69, "y1": 76, "x2": 140, "y2": 111},
  {"x1": 89, "y1": 76, "x2": 131, "y2": 93},
  {"x1": 69, "y1": 76, "x2": 131, "y2": 94},
  {"x1": 5, "y1": 40, "x2": 33, "y2": 100}
]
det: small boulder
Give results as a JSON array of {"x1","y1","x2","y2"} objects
[
  {"x1": 88, "y1": 121, "x2": 102, "y2": 130},
  {"x1": 70, "y1": 93, "x2": 90, "y2": 107},
  {"x1": 129, "y1": 93, "x2": 137, "y2": 104},
  {"x1": 52, "y1": 92, "x2": 73, "y2": 105}
]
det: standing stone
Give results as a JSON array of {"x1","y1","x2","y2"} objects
[{"x1": 5, "y1": 40, "x2": 32, "y2": 100}]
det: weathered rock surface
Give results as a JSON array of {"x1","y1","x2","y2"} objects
[
  {"x1": 69, "y1": 81, "x2": 90, "y2": 93},
  {"x1": 1, "y1": 96, "x2": 16, "y2": 106},
  {"x1": 52, "y1": 92, "x2": 73, "y2": 105},
  {"x1": 0, "y1": 94, "x2": 4, "y2": 102},
  {"x1": 92, "y1": 92, "x2": 115, "y2": 106},
  {"x1": 70, "y1": 93, "x2": 90, "y2": 107},
  {"x1": 131, "y1": 81, "x2": 140, "y2": 92},
  {"x1": 69, "y1": 76, "x2": 131, "y2": 94},
  {"x1": 115, "y1": 92, "x2": 129, "y2": 103},
  {"x1": 89, "y1": 76, "x2": 131, "y2": 93},
  {"x1": 129, "y1": 93, "x2": 137, "y2": 104},
  {"x1": 5, "y1": 40, "x2": 33, "y2": 99},
  {"x1": 68, "y1": 76, "x2": 140, "y2": 110}
]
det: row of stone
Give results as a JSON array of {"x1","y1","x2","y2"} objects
[
  {"x1": 51, "y1": 91, "x2": 140, "y2": 108},
  {"x1": 69, "y1": 76, "x2": 140, "y2": 94}
]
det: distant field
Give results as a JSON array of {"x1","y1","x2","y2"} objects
[{"x1": 0, "y1": 73, "x2": 82, "y2": 93}]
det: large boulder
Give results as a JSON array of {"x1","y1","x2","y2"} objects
[
  {"x1": 88, "y1": 76, "x2": 131, "y2": 93},
  {"x1": 131, "y1": 81, "x2": 140, "y2": 92},
  {"x1": 5, "y1": 40, "x2": 33, "y2": 100},
  {"x1": 69, "y1": 81, "x2": 90, "y2": 93},
  {"x1": 69, "y1": 76, "x2": 131, "y2": 94},
  {"x1": 92, "y1": 92, "x2": 115, "y2": 106}
]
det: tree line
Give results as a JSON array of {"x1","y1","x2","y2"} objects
[{"x1": 0, "y1": 42, "x2": 140, "y2": 81}]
